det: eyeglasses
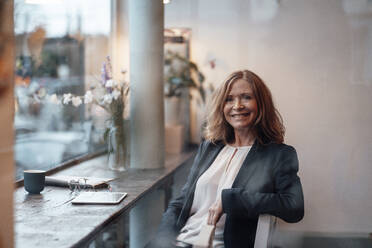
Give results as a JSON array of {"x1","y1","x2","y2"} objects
[
  {"x1": 68, "y1": 178, "x2": 89, "y2": 193},
  {"x1": 68, "y1": 178, "x2": 112, "y2": 194}
]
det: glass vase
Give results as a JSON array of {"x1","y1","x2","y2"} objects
[{"x1": 107, "y1": 120, "x2": 128, "y2": 172}]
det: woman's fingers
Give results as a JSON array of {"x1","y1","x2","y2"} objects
[
  {"x1": 208, "y1": 210, "x2": 219, "y2": 225},
  {"x1": 208, "y1": 209, "x2": 213, "y2": 225},
  {"x1": 208, "y1": 201, "x2": 222, "y2": 225},
  {"x1": 211, "y1": 212, "x2": 218, "y2": 225}
]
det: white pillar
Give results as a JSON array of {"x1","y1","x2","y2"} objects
[{"x1": 129, "y1": 0, "x2": 164, "y2": 169}]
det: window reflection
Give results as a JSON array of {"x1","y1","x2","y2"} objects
[{"x1": 14, "y1": 0, "x2": 111, "y2": 180}]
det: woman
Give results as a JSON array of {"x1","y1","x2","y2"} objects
[{"x1": 151, "y1": 70, "x2": 304, "y2": 248}]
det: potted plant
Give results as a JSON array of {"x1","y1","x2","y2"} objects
[{"x1": 164, "y1": 50, "x2": 206, "y2": 125}]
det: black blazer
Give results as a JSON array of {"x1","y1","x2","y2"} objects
[{"x1": 150, "y1": 140, "x2": 304, "y2": 248}]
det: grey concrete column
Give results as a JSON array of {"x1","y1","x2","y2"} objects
[
  {"x1": 129, "y1": 0, "x2": 164, "y2": 169},
  {"x1": 129, "y1": 189, "x2": 165, "y2": 247}
]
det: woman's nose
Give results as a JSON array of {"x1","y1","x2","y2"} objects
[{"x1": 233, "y1": 99, "x2": 243, "y2": 109}]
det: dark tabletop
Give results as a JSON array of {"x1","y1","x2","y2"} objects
[{"x1": 14, "y1": 151, "x2": 194, "y2": 248}]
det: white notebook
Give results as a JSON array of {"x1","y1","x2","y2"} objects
[{"x1": 71, "y1": 192, "x2": 127, "y2": 205}]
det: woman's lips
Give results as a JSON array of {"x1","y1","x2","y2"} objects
[{"x1": 231, "y1": 113, "x2": 250, "y2": 117}]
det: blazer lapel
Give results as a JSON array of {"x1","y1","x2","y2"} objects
[
  {"x1": 178, "y1": 142, "x2": 225, "y2": 226},
  {"x1": 195, "y1": 142, "x2": 225, "y2": 180},
  {"x1": 232, "y1": 139, "x2": 262, "y2": 188}
]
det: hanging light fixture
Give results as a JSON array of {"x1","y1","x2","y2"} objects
[{"x1": 163, "y1": 0, "x2": 171, "y2": 4}]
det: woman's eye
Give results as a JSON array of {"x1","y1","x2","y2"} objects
[
  {"x1": 243, "y1": 95, "x2": 252, "y2": 100},
  {"x1": 225, "y1": 97, "x2": 233, "y2": 102}
]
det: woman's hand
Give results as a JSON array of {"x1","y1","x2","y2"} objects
[{"x1": 208, "y1": 199, "x2": 222, "y2": 225}]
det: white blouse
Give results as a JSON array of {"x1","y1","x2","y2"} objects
[{"x1": 176, "y1": 145, "x2": 251, "y2": 247}]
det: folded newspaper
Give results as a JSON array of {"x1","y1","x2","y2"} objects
[{"x1": 45, "y1": 175, "x2": 115, "y2": 189}]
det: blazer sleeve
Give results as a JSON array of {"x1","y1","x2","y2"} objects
[
  {"x1": 221, "y1": 145, "x2": 304, "y2": 223},
  {"x1": 148, "y1": 141, "x2": 206, "y2": 247}
]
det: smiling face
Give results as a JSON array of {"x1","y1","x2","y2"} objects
[{"x1": 223, "y1": 79, "x2": 258, "y2": 132}]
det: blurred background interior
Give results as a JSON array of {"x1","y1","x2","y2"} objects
[{"x1": 6, "y1": 0, "x2": 372, "y2": 247}]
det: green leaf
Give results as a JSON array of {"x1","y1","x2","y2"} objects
[
  {"x1": 164, "y1": 58, "x2": 172, "y2": 65},
  {"x1": 198, "y1": 72, "x2": 205, "y2": 83},
  {"x1": 188, "y1": 79, "x2": 197, "y2": 88},
  {"x1": 199, "y1": 86, "x2": 206, "y2": 103},
  {"x1": 103, "y1": 128, "x2": 110, "y2": 142}
]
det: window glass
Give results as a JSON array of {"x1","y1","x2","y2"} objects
[{"x1": 14, "y1": 0, "x2": 111, "y2": 180}]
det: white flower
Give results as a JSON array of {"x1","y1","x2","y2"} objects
[
  {"x1": 112, "y1": 89, "x2": 121, "y2": 100},
  {"x1": 105, "y1": 79, "x2": 118, "y2": 88},
  {"x1": 105, "y1": 79, "x2": 115, "y2": 88},
  {"x1": 72, "y1": 96, "x2": 82, "y2": 107},
  {"x1": 63, "y1": 93, "x2": 72, "y2": 104},
  {"x1": 103, "y1": 94, "x2": 113, "y2": 104},
  {"x1": 38, "y1": 88, "x2": 46, "y2": 98},
  {"x1": 84, "y1": 91, "x2": 93, "y2": 104},
  {"x1": 48, "y1": 94, "x2": 60, "y2": 104}
]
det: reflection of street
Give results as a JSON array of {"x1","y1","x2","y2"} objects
[
  {"x1": 14, "y1": 131, "x2": 89, "y2": 180},
  {"x1": 14, "y1": 80, "x2": 108, "y2": 181},
  {"x1": 13, "y1": 1, "x2": 112, "y2": 182},
  {"x1": 14, "y1": 77, "x2": 95, "y2": 181}
]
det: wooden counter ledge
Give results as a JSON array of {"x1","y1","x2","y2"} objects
[{"x1": 14, "y1": 150, "x2": 195, "y2": 248}]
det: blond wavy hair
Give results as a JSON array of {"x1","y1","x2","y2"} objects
[{"x1": 204, "y1": 70, "x2": 285, "y2": 145}]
